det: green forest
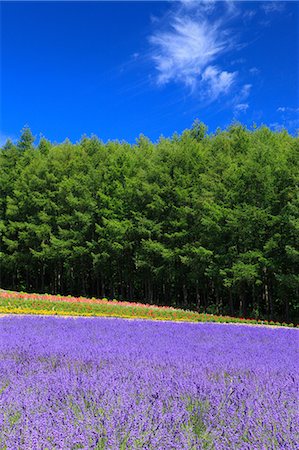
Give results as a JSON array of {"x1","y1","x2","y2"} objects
[{"x1": 0, "y1": 122, "x2": 298, "y2": 322}]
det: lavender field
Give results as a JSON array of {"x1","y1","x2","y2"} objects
[{"x1": 0, "y1": 317, "x2": 298, "y2": 449}]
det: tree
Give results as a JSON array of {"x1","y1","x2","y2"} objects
[
  {"x1": 17, "y1": 126, "x2": 35, "y2": 152},
  {"x1": 0, "y1": 124, "x2": 298, "y2": 323}
]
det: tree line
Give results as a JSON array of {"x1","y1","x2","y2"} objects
[{"x1": 0, "y1": 122, "x2": 298, "y2": 322}]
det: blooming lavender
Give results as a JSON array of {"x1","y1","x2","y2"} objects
[{"x1": 0, "y1": 317, "x2": 298, "y2": 449}]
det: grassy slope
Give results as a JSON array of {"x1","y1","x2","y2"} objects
[{"x1": 0, "y1": 290, "x2": 296, "y2": 327}]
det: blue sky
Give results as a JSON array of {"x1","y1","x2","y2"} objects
[{"x1": 1, "y1": 1, "x2": 298, "y2": 145}]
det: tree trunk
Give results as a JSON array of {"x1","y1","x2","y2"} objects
[
  {"x1": 101, "y1": 279, "x2": 105, "y2": 298},
  {"x1": 239, "y1": 286, "x2": 245, "y2": 317},
  {"x1": 229, "y1": 288, "x2": 234, "y2": 316},
  {"x1": 196, "y1": 281, "x2": 201, "y2": 311},
  {"x1": 285, "y1": 298, "x2": 289, "y2": 323},
  {"x1": 183, "y1": 284, "x2": 188, "y2": 307},
  {"x1": 148, "y1": 278, "x2": 153, "y2": 304},
  {"x1": 41, "y1": 263, "x2": 45, "y2": 292}
]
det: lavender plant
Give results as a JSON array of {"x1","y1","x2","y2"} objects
[{"x1": 0, "y1": 317, "x2": 298, "y2": 449}]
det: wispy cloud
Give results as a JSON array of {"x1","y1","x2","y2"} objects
[
  {"x1": 149, "y1": 1, "x2": 241, "y2": 102},
  {"x1": 180, "y1": 0, "x2": 217, "y2": 14},
  {"x1": 234, "y1": 103, "x2": 249, "y2": 113},
  {"x1": 239, "y1": 83, "x2": 252, "y2": 99},
  {"x1": 277, "y1": 106, "x2": 299, "y2": 114},
  {"x1": 232, "y1": 83, "x2": 252, "y2": 114},
  {"x1": 243, "y1": 9, "x2": 256, "y2": 21},
  {"x1": 249, "y1": 67, "x2": 259, "y2": 75},
  {"x1": 274, "y1": 106, "x2": 299, "y2": 133},
  {"x1": 261, "y1": 2, "x2": 286, "y2": 15},
  {"x1": 201, "y1": 65, "x2": 237, "y2": 99},
  {"x1": 150, "y1": 17, "x2": 229, "y2": 90}
]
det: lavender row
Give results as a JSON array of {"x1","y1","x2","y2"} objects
[{"x1": 0, "y1": 317, "x2": 298, "y2": 449}]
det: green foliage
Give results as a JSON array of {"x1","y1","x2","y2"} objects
[
  {"x1": 17, "y1": 126, "x2": 35, "y2": 152},
  {"x1": 0, "y1": 124, "x2": 298, "y2": 322}
]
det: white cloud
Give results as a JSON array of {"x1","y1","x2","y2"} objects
[
  {"x1": 276, "y1": 107, "x2": 299, "y2": 132},
  {"x1": 149, "y1": 1, "x2": 240, "y2": 102},
  {"x1": 239, "y1": 83, "x2": 252, "y2": 99},
  {"x1": 232, "y1": 83, "x2": 251, "y2": 113},
  {"x1": 234, "y1": 83, "x2": 251, "y2": 102},
  {"x1": 261, "y1": 2, "x2": 286, "y2": 15},
  {"x1": 272, "y1": 107, "x2": 299, "y2": 133},
  {"x1": 269, "y1": 122, "x2": 284, "y2": 131},
  {"x1": 243, "y1": 9, "x2": 256, "y2": 21},
  {"x1": 180, "y1": 0, "x2": 239, "y2": 17},
  {"x1": 148, "y1": 1, "x2": 254, "y2": 106},
  {"x1": 235, "y1": 103, "x2": 249, "y2": 113},
  {"x1": 180, "y1": 0, "x2": 216, "y2": 13},
  {"x1": 201, "y1": 65, "x2": 237, "y2": 99},
  {"x1": 150, "y1": 17, "x2": 228, "y2": 90},
  {"x1": 249, "y1": 67, "x2": 259, "y2": 75},
  {"x1": 277, "y1": 106, "x2": 299, "y2": 113}
]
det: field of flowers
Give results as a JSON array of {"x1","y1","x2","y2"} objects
[
  {"x1": 0, "y1": 290, "x2": 296, "y2": 327},
  {"x1": 0, "y1": 316, "x2": 298, "y2": 449}
]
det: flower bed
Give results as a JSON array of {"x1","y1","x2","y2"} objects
[{"x1": 0, "y1": 290, "x2": 296, "y2": 327}]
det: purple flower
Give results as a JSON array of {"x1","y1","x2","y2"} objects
[{"x1": 0, "y1": 317, "x2": 298, "y2": 449}]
